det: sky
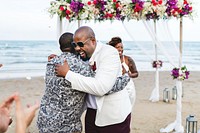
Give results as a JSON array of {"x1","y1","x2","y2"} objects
[{"x1": 0, "y1": 0, "x2": 199, "y2": 41}]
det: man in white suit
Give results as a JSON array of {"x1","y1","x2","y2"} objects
[{"x1": 55, "y1": 26, "x2": 132, "y2": 133}]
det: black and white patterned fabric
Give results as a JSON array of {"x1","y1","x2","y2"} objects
[{"x1": 37, "y1": 52, "x2": 95, "y2": 133}]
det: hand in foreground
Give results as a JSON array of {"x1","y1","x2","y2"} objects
[
  {"x1": 0, "y1": 94, "x2": 15, "y2": 133},
  {"x1": 55, "y1": 59, "x2": 70, "y2": 78},
  {"x1": 14, "y1": 94, "x2": 39, "y2": 133},
  {"x1": 48, "y1": 54, "x2": 57, "y2": 61}
]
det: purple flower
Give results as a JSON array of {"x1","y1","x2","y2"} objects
[
  {"x1": 171, "y1": 66, "x2": 190, "y2": 80},
  {"x1": 185, "y1": 71, "x2": 190, "y2": 79},
  {"x1": 171, "y1": 68, "x2": 179, "y2": 78},
  {"x1": 70, "y1": 1, "x2": 84, "y2": 15}
]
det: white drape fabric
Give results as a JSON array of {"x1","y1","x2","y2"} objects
[
  {"x1": 122, "y1": 19, "x2": 184, "y2": 132},
  {"x1": 122, "y1": 20, "x2": 155, "y2": 61},
  {"x1": 142, "y1": 20, "x2": 178, "y2": 67},
  {"x1": 149, "y1": 69, "x2": 159, "y2": 102},
  {"x1": 160, "y1": 80, "x2": 184, "y2": 133},
  {"x1": 159, "y1": 19, "x2": 184, "y2": 133}
]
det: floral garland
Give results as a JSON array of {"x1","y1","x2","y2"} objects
[
  {"x1": 165, "y1": 0, "x2": 193, "y2": 19},
  {"x1": 48, "y1": 0, "x2": 193, "y2": 21},
  {"x1": 126, "y1": 0, "x2": 145, "y2": 20},
  {"x1": 48, "y1": 0, "x2": 85, "y2": 21},
  {"x1": 171, "y1": 66, "x2": 190, "y2": 80},
  {"x1": 152, "y1": 60, "x2": 163, "y2": 68},
  {"x1": 104, "y1": 0, "x2": 126, "y2": 21},
  {"x1": 141, "y1": 0, "x2": 166, "y2": 20}
]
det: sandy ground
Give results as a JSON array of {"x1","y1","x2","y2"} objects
[{"x1": 1, "y1": 71, "x2": 200, "y2": 133}]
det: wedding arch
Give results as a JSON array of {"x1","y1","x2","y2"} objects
[{"x1": 47, "y1": 0, "x2": 193, "y2": 132}]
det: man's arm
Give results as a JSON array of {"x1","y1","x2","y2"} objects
[
  {"x1": 106, "y1": 73, "x2": 130, "y2": 95},
  {"x1": 46, "y1": 53, "x2": 95, "y2": 88},
  {"x1": 54, "y1": 53, "x2": 128, "y2": 94},
  {"x1": 56, "y1": 46, "x2": 123, "y2": 96}
]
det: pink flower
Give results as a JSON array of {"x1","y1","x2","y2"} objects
[
  {"x1": 60, "y1": 6, "x2": 64, "y2": 11},
  {"x1": 88, "y1": 1, "x2": 92, "y2": 5}
]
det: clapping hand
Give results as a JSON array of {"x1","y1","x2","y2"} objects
[
  {"x1": 14, "y1": 93, "x2": 39, "y2": 133},
  {"x1": 0, "y1": 94, "x2": 15, "y2": 133}
]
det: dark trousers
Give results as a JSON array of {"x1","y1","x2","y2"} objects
[{"x1": 85, "y1": 108, "x2": 131, "y2": 133}]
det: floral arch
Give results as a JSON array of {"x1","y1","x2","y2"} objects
[{"x1": 48, "y1": 0, "x2": 193, "y2": 133}]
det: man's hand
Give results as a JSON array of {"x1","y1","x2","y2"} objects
[
  {"x1": 55, "y1": 59, "x2": 70, "y2": 77},
  {"x1": 48, "y1": 54, "x2": 57, "y2": 61},
  {"x1": 0, "y1": 94, "x2": 15, "y2": 133}
]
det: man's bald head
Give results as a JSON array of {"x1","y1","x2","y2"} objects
[{"x1": 74, "y1": 26, "x2": 95, "y2": 39}]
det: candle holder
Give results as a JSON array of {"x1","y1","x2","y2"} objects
[
  {"x1": 172, "y1": 86, "x2": 177, "y2": 100},
  {"x1": 163, "y1": 88, "x2": 170, "y2": 103},
  {"x1": 186, "y1": 115, "x2": 198, "y2": 133}
]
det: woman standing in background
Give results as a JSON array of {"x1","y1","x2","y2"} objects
[{"x1": 108, "y1": 37, "x2": 138, "y2": 106}]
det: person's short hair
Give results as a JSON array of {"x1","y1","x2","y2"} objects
[
  {"x1": 59, "y1": 32, "x2": 75, "y2": 53},
  {"x1": 108, "y1": 37, "x2": 122, "y2": 47}
]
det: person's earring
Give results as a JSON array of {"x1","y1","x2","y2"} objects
[{"x1": 9, "y1": 117, "x2": 13, "y2": 125}]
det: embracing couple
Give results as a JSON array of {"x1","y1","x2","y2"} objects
[{"x1": 37, "y1": 26, "x2": 135, "y2": 133}]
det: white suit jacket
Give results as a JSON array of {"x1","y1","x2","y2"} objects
[{"x1": 66, "y1": 42, "x2": 132, "y2": 126}]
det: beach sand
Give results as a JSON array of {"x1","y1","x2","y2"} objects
[{"x1": 1, "y1": 71, "x2": 200, "y2": 133}]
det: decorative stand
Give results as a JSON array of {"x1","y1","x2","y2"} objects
[
  {"x1": 160, "y1": 17, "x2": 184, "y2": 133},
  {"x1": 149, "y1": 20, "x2": 160, "y2": 102}
]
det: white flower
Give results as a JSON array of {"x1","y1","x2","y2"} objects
[{"x1": 123, "y1": 0, "x2": 132, "y2": 4}]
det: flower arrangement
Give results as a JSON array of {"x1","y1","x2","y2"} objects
[
  {"x1": 104, "y1": 0, "x2": 126, "y2": 21},
  {"x1": 152, "y1": 60, "x2": 163, "y2": 68},
  {"x1": 89, "y1": 0, "x2": 107, "y2": 21},
  {"x1": 126, "y1": 0, "x2": 144, "y2": 20},
  {"x1": 171, "y1": 66, "x2": 190, "y2": 80},
  {"x1": 48, "y1": 0, "x2": 85, "y2": 21},
  {"x1": 141, "y1": 0, "x2": 167, "y2": 20},
  {"x1": 165, "y1": 0, "x2": 193, "y2": 19},
  {"x1": 47, "y1": 0, "x2": 193, "y2": 21}
]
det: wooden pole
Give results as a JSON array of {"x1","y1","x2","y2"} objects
[
  {"x1": 179, "y1": 17, "x2": 183, "y2": 68},
  {"x1": 154, "y1": 19, "x2": 159, "y2": 101},
  {"x1": 78, "y1": 20, "x2": 81, "y2": 28},
  {"x1": 175, "y1": 17, "x2": 183, "y2": 132}
]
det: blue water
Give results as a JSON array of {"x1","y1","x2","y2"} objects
[{"x1": 0, "y1": 40, "x2": 199, "y2": 79}]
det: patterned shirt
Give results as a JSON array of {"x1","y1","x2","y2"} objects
[{"x1": 37, "y1": 52, "x2": 130, "y2": 133}]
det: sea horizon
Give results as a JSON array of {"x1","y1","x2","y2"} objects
[{"x1": 0, "y1": 40, "x2": 199, "y2": 79}]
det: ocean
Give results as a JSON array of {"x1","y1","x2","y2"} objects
[{"x1": 0, "y1": 40, "x2": 199, "y2": 79}]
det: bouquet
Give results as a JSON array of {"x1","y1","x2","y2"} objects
[
  {"x1": 152, "y1": 60, "x2": 162, "y2": 68},
  {"x1": 171, "y1": 66, "x2": 190, "y2": 80}
]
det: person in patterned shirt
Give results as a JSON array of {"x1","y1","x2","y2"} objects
[{"x1": 37, "y1": 32, "x2": 130, "y2": 133}]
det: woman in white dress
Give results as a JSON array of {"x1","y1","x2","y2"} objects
[{"x1": 108, "y1": 37, "x2": 139, "y2": 107}]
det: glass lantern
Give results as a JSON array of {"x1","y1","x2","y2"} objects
[
  {"x1": 163, "y1": 88, "x2": 170, "y2": 103},
  {"x1": 172, "y1": 86, "x2": 177, "y2": 100},
  {"x1": 186, "y1": 115, "x2": 198, "y2": 133}
]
